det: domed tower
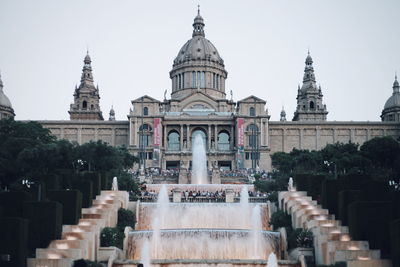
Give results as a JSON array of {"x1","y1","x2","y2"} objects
[
  {"x1": 69, "y1": 52, "x2": 104, "y2": 120},
  {"x1": 170, "y1": 7, "x2": 228, "y2": 100},
  {"x1": 293, "y1": 51, "x2": 328, "y2": 121},
  {"x1": 0, "y1": 73, "x2": 15, "y2": 119},
  {"x1": 381, "y1": 74, "x2": 400, "y2": 122}
]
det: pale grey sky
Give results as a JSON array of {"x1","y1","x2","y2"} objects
[{"x1": 0, "y1": 0, "x2": 399, "y2": 121}]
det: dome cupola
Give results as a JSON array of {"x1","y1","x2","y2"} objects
[
  {"x1": 381, "y1": 74, "x2": 400, "y2": 122},
  {"x1": 170, "y1": 7, "x2": 228, "y2": 100},
  {"x1": 0, "y1": 72, "x2": 15, "y2": 119}
]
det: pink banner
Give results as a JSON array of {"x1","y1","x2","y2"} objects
[
  {"x1": 237, "y1": 118, "x2": 245, "y2": 146},
  {"x1": 153, "y1": 118, "x2": 162, "y2": 146}
]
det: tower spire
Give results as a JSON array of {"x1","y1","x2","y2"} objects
[
  {"x1": 393, "y1": 72, "x2": 399, "y2": 94},
  {"x1": 192, "y1": 6, "x2": 205, "y2": 37},
  {"x1": 69, "y1": 51, "x2": 103, "y2": 120}
]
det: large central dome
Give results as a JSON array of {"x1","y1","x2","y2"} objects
[{"x1": 170, "y1": 9, "x2": 228, "y2": 100}]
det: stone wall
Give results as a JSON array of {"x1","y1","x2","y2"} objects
[
  {"x1": 39, "y1": 120, "x2": 129, "y2": 147},
  {"x1": 269, "y1": 121, "x2": 400, "y2": 153}
]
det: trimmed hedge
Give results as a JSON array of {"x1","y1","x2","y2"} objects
[
  {"x1": 321, "y1": 179, "x2": 339, "y2": 216},
  {"x1": 74, "y1": 180, "x2": 93, "y2": 208},
  {"x1": 337, "y1": 190, "x2": 362, "y2": 226},
  {"x1": 294, "y1": 173, "x2": 326, "y2": 202},
  {"x1": 0, "y1": 191, "x2": 33, "y2": 218},
  {"x1": 390, "y1": 219, "x2": 400, "y2": 267},
  {"x1": 23, "y1": 201, "x2": 63, "y2": 251},
  {"x1": 0, "y1": 217, "x2": 29, "y2": 267},
  {"x1": 81, "y1": 172, "x2": 101, "y2": 199},
  {"x1": 47, "y1": 190, "x2": 82, "y2": 225},
  {"x1": 348, "y1": 201, "x2": 393, "y2": 257},
  {"x1": 100, "y1": 171, "x2": 111, "y2": 190},
  {"x1": 117, "y1": 208, "x2": 136, "y2": 229},
  {"x1": 392, "y1": 191, "x2": 400, "y2": 220},
  {"x1": 41, "y1": 174, "x2": 62, "y2": 191}
]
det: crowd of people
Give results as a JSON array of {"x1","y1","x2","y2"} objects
[{"x1": 136, "y1": 187, "x2": 270, "y2": 203}]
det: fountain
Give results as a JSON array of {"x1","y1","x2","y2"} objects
[
  {"x1": 191, "y1": 133, "x2": 208, "y2": 184},
  {"x1": 123, "y1": 132, "x2": 285, "y2": 267}
]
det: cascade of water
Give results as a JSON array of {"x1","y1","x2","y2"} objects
[
  {"x1": 251, "y1": 204, "x2": 263, "y2": 259},
  {"x1": 192, "y1": 133, "x2": 208, "y2": 184},
  {"x1": 140, "y1": 240, "x2": 151, "y2": 267},
  {"x1": 240, "y1": 185, "x2": 249, "y2": 205},
  {"x1": 267, "y1": 252, "x2": 278, "y2": 267}
]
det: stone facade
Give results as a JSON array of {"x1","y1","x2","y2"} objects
[{"x1": 34, "y1": 10, "x2": 400, "y2": 171}]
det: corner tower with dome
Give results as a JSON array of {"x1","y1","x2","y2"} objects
[{"x1": 0, "y1": 73, "x2": 15, "y2": 120}]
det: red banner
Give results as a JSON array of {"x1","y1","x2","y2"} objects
[
  {"x1": 153, "y1": 118, "x2": 162, "y2": 146},
  {"x1": 237, "y1": 118, "x2": 245, "y2": 146}
]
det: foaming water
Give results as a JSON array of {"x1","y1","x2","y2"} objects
[
  {"x1": 128, "y1": 229, "x2": 280, "y2": 260},
  {"x1": 137, "y1": 203, "x2": 270, "y2": 230},
  {"x1": 140, "y1": 240, "x2": 151, "y2": 267},
  {"x1": 192, "y1": 133, "x2": 208, "y2": 184},
  {"x1": 251, "y1": 205, "x2": 263, "y2": 259},
  {"x1": 267, "y1": 252, "x2": 278, "y2": 267}
]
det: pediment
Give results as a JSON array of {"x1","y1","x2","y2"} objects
[
  {"x1": 179, "y1": 92, "x2": 218, "y2": 111},
  {"x1": 237, "y1": 95, "x2": 266, "y2": 104},
  {"x1": 131, "y1": 95, "x2": 160, "y2": 103}
]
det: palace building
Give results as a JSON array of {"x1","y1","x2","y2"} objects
[{"x1": 2, "y1": 9, "x2": 400, "y2": 171}]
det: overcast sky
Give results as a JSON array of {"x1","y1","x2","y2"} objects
[{"x1": 1, "y1": 0, "x2": 399, "y2": 121}]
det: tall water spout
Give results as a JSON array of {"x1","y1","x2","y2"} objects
[
  {"x1": 155, "y1": 185, "x2": 169, "y2": 228},
  {"x1": 192, "y1": 133, "x2": 208, "y2": 184},
  {"x1": 240, "y1": 185, "x2": 249, "y2": 205},
  {"x1": 267, "y1": 252, "x2": 278, "y2": 267},
  {"x1": 251, "y1": 204, "x2": 263, "y2": 259},
  {"x1": 140, "y1": 240, "x2": 151, "y2": 267}
]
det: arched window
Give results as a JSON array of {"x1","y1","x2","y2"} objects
[
  {"x1": 246, "y1": 124, "x2": 258, "y2": 147},
  {"x1": 139, "y1": 124, "x2": 152, "y2": 148},
  {"x1": 168, "y1": 131, "x2": 180, "y2": 151},
  {"x1": 90, "y1": 104, "x2": 94, "y2": 110},
  {"x1": 82, "y1": 101, "x2": 87, "y2": 109},
  {"x1": 182, "y1": 72, "x2": 185, "y2": 88},
  {"x1": 212, "y1": 73, "x2": 216, "y2": 88},
  {"x1": 143, "y1": 107, "x2": 149, "y2": 116},
  {"x1": 216, "y1": 74, "x2": 219, "y2": 89},
  {"x1": 192, "y1": 71, "x2": 196, "y2": 88},
  {"x1": 178, "y1": 74, "x2": 181, "y2": 89},
  {"x1": 249, "y1": 107, "x2": 256, "y2": 116},
  {"x1": 218, "y1": 131, "x2": 230, "y2": 151},
  {"x1": 310, "y1": 101, "x2": 315, "y2": 110}
]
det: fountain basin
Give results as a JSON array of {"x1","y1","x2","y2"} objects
[
  {"x1": 127, "y1": 229, "x2": 280, "y2": 260},
  {"x1": 145, "y1": 184, "x2": 255, "y2": 194},
  {"x1": 137, "y1": 203, "x2": 270, "y2": 230}
]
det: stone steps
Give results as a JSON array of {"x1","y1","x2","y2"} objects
[
  {"x1": 27, "y1": 190, "x2": 129, "y2": 267},
  {"x1": 278, "y1": 190, "x2": 392, "y2": 266}
]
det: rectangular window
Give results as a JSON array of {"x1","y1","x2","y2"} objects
[
  {"x1": 182, "y1": 72, "x2": 185, "y2": 88},
  {"x1": 148, "y1": 152, "x2": 153, "y2": 160},
  {"x1": 245, "y1": 152, "x2": 250, "y2": 160}
]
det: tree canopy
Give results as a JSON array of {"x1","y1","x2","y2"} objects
[{"x1": 0, "y1": 118, "x2": 137, "y2": 189}]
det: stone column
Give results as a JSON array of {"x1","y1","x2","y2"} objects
[
  {"x1": 230, "y1": 125, "x2": 234, "y2": 149},
  {"x1": 94, "y1": 128, "x2": 99, "y2": 141},
  {"x1": 60, "y1": 127, "x2": 65, "y2": 139},
  {"x1": 163, "y1": 124, "x2": 167, "y2": 149},
  {"x1": 208, "y1": 124, "x2": 211, "y2": 150},
  {"x1": 214, "y1": 124, "x2": 218, "y2": 150},
  {"x1": 180, "y1": 124, "x2": 183, "y2": 151},
  {"x1": 299, "y1": 128, "x2": 304, "y2": 149},
  {"x1": 316, "y1": 126, "x2": 321, "y2": 150},
  {"x1": 173, "y1": 189, "x2": 182, "y2": 203},
  {"x1": 225, "y1": 189, "x2": 234, "y2": 203},
  {"x1": 129, "y1": 119, "x2": 133, "y2": 146},
  {"x1": 186, "y1": 124, "x2": 190, "y2": 150}
]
